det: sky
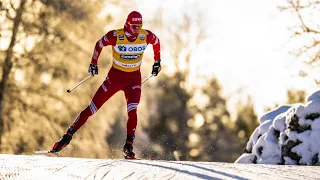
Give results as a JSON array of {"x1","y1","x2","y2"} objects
[{"x1": 132, "y1": 0, "x2": 320, "y2": 117}]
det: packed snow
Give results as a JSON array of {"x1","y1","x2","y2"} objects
[
  {"x1": 1, "y1": 154, "x2": 320, "y2": 179},
  {"x1": 235, "y1": 90, "x2": 320, "y2": 166}
]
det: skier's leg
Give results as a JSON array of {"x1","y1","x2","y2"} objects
[
  {"x1": 122, "y1": 82, "x2": 141, "y2": 158},
  {"x1": 52, "y1": 76, "x2": 120, "y2": 152},
  {"x1": 71, "y1": 78, "x2": 119, "y2": 130},
  {"x1": 124, "y1": 84, "x2": 141, "y2": 139}
]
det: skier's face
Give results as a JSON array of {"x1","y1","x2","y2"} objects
[{"x1": 129, "y1": 23, "x2": 142, "y2": 35}]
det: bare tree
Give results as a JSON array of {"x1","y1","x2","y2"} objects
[
  {"x1": 0, "y1": 0, "x2": 98, "y2": 150},
  {"x1": 279, "y1": 0, "x2": 320, "y2": 83}
]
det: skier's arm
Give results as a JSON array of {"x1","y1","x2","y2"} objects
[
  {"x1": 146, "y1": 30, "x2": 161, "y2": 61},
  {"x1": 90, "y1": 30, "x2": 117, "y2": 65},
  {"x1": 146, "y1": 30, "x2": 161, "y2": 76}
]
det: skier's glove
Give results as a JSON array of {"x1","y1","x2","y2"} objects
[
  {"x1": 88, "y1": 63, "x2": 98, "y2": 76},
  {"x1": 152, "y1": 60, "x2": 161, "y2": 76}
]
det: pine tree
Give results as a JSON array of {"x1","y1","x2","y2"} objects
[
  {"x1": 146, "y1": 72, "x2": 192, "y2": 160},
  {"x1": 286, "y1": 89, "x2": 306, "y2": 104},
  {"x1": 234, "y1": 97, "x2": 259, "y2": 142}
]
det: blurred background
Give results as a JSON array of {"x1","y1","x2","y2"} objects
[{"x1": 0, "y1": 0, "x2": 319, "y2": 162}]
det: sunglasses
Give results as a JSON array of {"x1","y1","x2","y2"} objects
[{"x1": 128, "y1": 22, "x2": 143, "y2": 30}]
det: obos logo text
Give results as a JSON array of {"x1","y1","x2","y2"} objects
[{"x1": 118, "y1": 45, "x2": 146, "y2": 52}]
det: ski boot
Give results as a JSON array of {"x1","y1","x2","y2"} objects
[
  {"x1": 50, "y1": 126, "x2": 77, "y2": 153},
  {"x1": 123, "y1": 135, "x2": 136, "y2": 159}
]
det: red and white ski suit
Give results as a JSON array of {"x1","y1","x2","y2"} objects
[{"x1": 71, "y1": 28, "x2": 160, "y2": 137}]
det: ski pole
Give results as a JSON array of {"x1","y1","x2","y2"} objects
[
  {"x1": 67, "y1": 75, "x2": 92, "y2": 93},
  {"x1": 68, "y1": 73, "x2": 151, "y2": 93},
  {"x1": 141, "y1": 74, "x2": 154, "y2": 84}
]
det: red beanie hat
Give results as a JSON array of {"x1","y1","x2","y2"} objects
[{"x1": 126, "y1": 11, "x2": 143, "y2": 25}]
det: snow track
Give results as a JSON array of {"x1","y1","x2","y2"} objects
[{"x1": 0, "y1": 154, "x2": 319, "y2": 179}]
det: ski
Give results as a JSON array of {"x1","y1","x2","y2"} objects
[
  {"x1": 125, "y1": 157, "x2": 141, "y2": 160},
  {"x1": 35, "y1": 150, "x2": 154, "y2": 160},
  {"x1": 34, "y1": 150, "x2": 60, "y2": 157},
  {"x1": 124, "y1": 157, "x2": 155, "y2": 160}
]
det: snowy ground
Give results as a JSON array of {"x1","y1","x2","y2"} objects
[
  {"x1": 2, "y1": 91, "x2": 320, "y2": 179},
  {"x1": 0, "y1": 154, "x2": 320, "y2": 180}
]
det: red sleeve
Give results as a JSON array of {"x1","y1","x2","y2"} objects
[
  {"x1": 91, "y1": 30, "x2": 117, "y2": 65},
  {"x1": 146, "y1": 30, "x2": 161, "y2": 61}
]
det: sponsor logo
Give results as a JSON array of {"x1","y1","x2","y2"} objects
[
  {"x1": 117, "y1": 45, "x2": 146, "y2": 52},
  {"x1": 128, "y1": 46, "x2": 146, "y2": 52},
  {"x1": 113, "y1": 58, "x2": 142, "y2": 68},
  {"x1": 119, "y1": 34, "x2": 124, "y2": 40},
  {"x1": 125, "y1": 31, "x2": 132, "y2": 37},
  {"x1": 139, "y1": 34, "x2": 145, "y2": 40},
  {"x1": 132, "y1": 85, "x2": 141, "y2": 89},
  {"x1": 122, "y1": 64, "x2": 137, "y2": 68},
  {"x1": 120, "y1": 54, "x2": 141, "y2": 60},
  {"x1": 118, "y1": 45, "x2": 127, "y2": 52},
  {"x1": 132, "y1": 18, "x2": 142, "y2": 22}
]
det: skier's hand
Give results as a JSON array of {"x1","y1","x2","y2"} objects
[
  {"x1": 88, "y1": 63, "x2": 98, "y2": 76},
  {"x1": 152, "y1": 60, "x2": 161, "y2": 76}
]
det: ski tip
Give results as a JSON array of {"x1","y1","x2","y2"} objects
[
  {"x1": 34, "y1": 150, "x2": 51, "y2": 154},
  {"x1": 34, "y1": 150, "x2": 59, "y2": 157}
]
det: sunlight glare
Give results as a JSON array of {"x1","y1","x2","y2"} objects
[
  {"x1": 14, "y1": 69, "x2": 24, "y2": 81},
  {"x1": 55, "y1": 102, "x2": 63, "y2": 110},
  {"x1": 189, "y1": 133, "x2": 200, "y2": 145},
  {"x1": 189, "y1": 148, "x2": 200, "y2": 157},
  {"x1": 41, "y1": 73, "x2": 51, "y2": 84},
  {"x1": 194, "y1": 113, "x2": 205, "y2": 129},
  {"x1": 238, "y1": 130, "x2": 245, "y2": 138}
]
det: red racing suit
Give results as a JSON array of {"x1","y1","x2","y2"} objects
[{"x1": 70, "y1": 28, "x2": 160, "y2": 137}]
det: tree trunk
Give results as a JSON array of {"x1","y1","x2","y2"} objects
[{"x1": 0, "y1": 0, "x2": 27, "y2": 149}]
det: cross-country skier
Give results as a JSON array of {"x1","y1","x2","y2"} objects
[{"x1": 50, "y1": 11, "x2": 161, "y2": 159}]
